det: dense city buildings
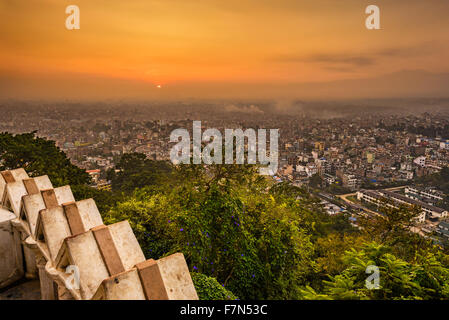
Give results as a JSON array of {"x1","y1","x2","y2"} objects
[
  {"x1": 1, "y1": 102, "x2": 448, "y2": 190},
  {"x1": 1, "y1": 100, "x2": 448, "y2": 242}
]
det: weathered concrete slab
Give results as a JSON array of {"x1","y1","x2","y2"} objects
[
  {"x1": 157, "y1": 253, "x2": 198, "y2": 300},
  {"x1": 92, "y1": 225, "x2": 125, "y2": 275},
  {"x1": 92, "y1": 268, "x2": 146, "y2": 300},
  {"x1": 28, "y1": 176, "x2": 52, "y2": 193},
  {"x1": 91, "y1": 253, "x2": 198, "y2": 300},
  {"x1": 43, "y1": 259, "x2": 79, "y2": 300},
  {"x1": 136, "y1": 253, "x2": 198, "y2": 300},
  {"x1": 22, "y1": 185, "x2": 75, "y2": 237},
  {"x1": 20, "y1": 194, "x2": 46, "y2": 236},
  {"x1": 3, "y1": 182, "x2": 28, "y2": 217},
  {"x1": 72, "y1": 199, "x2": 103, "y2": 232},
  {"x1": 0, "y1": 208, "x2": 24, "y2": 289},
  {"x1": 0, "y1": 169, "x2": 28, "y2": 206},
  {"x1": 36, "y1": 207, "x2": 72, "y2": 263},
  {"x1": 55, "y1": 221, "x2": 145, "y2": 300},
  {"x1": 108, "y1": 221, "x2": 146, "y2": 271},
  {"x1": 2, "y1": 175, "x2": 52, "y2": 219},
  {"x1": 56, "y1": 230, "x2": 110, "y2": 300},
  {"x1": 34, "y1": 198, "x2": 103, "y2": 264},
  {"x1": 53, "y1": 186, "x2": 75, "y2": 205}
]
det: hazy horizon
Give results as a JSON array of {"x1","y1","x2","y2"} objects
[{"x1": 2, "y1": 0, "x2": 449, "y2": 100}]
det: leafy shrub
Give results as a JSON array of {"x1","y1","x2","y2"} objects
[
  {"x1": 105, "y1": 165, "x2": 317, "y2": 299},
  {"x1": 191, "y1": 273, "x2": 237, "y2": 300}
]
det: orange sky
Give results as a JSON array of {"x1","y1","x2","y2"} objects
[{"x1": 1, "y1": 0, "x2": 449, "y2": 100}]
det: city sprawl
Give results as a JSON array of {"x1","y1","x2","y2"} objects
[{"x1": 1, "y1": 99, "x2": 449, "y2": 245}]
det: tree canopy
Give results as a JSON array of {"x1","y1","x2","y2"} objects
[
  {"x1": 106, "y1": 152, "x2": 173, "y2": 193},
  {"x1": 0, "y1": 132, "x2": 90, "y2": 186}
]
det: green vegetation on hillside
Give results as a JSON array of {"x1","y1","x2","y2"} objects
[
  {"x1": 2, "y1": 132, "x2": 449, "y2": 300},
  {"x1": 0, "y1": 132, "x2": 90, "y2": 186}
]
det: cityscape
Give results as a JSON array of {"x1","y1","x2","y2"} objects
[
  {"x1": 2, "y1": 0, "x2": 449, "y2": 307},
  {"x1": 1, "y1": 99, "x2": 449, "y2": 245}
]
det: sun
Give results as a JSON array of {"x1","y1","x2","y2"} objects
[{"x1": 156, "y1": 85, "x2": 162, "y2": 89}]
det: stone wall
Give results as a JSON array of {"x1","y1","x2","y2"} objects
[{"x1": 0, "y1": 169, "x2": 198, "y2": 300}]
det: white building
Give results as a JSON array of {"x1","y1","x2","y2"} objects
[{"x1": 357, "y1": 189, "x2": 448, "y2": 223}]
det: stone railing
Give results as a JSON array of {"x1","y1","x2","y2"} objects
[{"x1": 0, "y1": 169, "x2": 198, "y2": 300}]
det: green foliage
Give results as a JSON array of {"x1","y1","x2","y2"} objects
[
  {"x1": 269, "y1": 182, "x2": 355, "y2": 239},
  {"x1": 300, "y1": 242, "x2": 449, "y2": 300},
  {"x1": 357, "y1": 201, "x2": 435, "y2": 261},
  {"x1": 107, "y1": 153, "x2": 173, "y2": 193},
  {"x1": 0, "y1": 132, "x2": 90, "y2": 186},
  {"x1": 309, "y1": 173, "x2": 323, "y2": 188},
  {"x1": 104, "y1": 190, "x2": 177, "y2": 259},
  {"x1": 191, "y1": 273, "x2": 237, "y2": 300},
  {"x1": 315, "y1": 233, "x2": 367, "y2": 276},
  {"x1": 415, "y1": 166, "x2": 449, "y2": 195},
  {"x1": 105, "y1": 164, "x2": 317, "y2": 299},
  {"x1": 105, "y1": 161, "x2": 449, "y2": 300},
  {"x1": 3, "y1": 134, "x2": 449, "y2": 301},
  {"x1": 325, "y1": 183, "x2": 353, "y2": 195}
]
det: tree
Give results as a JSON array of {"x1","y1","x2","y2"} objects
[
  {"x1": 309, "y1": 173, "x2": 323, "y2": 188},
  {"x1": 104, "y1": 164, "x2": 317, "y2": 300},
  {"x1": 108, "y1": 153, "x2": 173, "y2": 193},
  {"x1": 415, "y1": 166, "x2": 449, "y2": 195},
  {"x1": 359, "y1": 200, "x2": 427, "y2": 245},
  {"x1": 0, "y1": 132, "x2": 90, "y2": 186}
]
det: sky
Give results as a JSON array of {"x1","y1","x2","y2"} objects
[{"x1": 1, "y1": 0, "x2": 449, "y2": 100}]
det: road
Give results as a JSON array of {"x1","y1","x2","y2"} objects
[
  {"x1": 337, "y1": 192, "x2": 379, "y2": 216},
  {"x1": 336, "y1": 186, "x2": 426, "y2": 236},
  {"x1": 337, "y1": 185, "x2": 408, "y2": 216}
]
